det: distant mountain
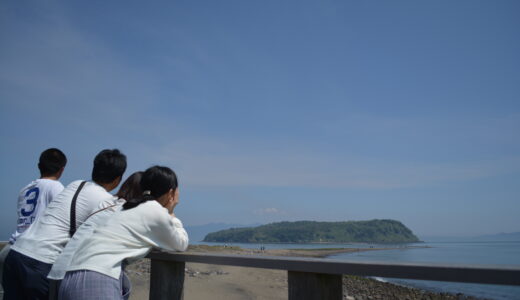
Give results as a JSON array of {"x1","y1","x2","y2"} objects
[
  {"x1": 185, "y1": 223, "x2": 262, "y2": 242},
  {"x1": 203, "y1": 220, "x2": 420, "y2": 243},
  {"x1": 419, "y1": 235, "x2": 471, "y2": 243},
  {"x1": 473, "y1": 232, "x2": 520, "y2": 242},
  {"x1": 420, "y1": 232, "x2": 520, "y2": 243}
]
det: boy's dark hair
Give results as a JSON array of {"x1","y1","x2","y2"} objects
[
  {"x1": 38, "y1": 148, "x2": 67, "y2": 177},
  {"x1": 91, "y1": 149, "x2": 127, "y2": 184},
  {"x1": 123, "y1": 165, "x2": 178, "y2": 210}
]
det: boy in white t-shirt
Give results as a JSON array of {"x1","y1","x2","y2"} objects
[
  {"x1": 9, "y1": 149, "x2": 68, "y2": 244},
  {"x1": 0, "y1": 148, "x2": 67, "y2": 292}
]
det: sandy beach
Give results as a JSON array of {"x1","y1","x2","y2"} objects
[
  {"x1": 126, "y1": 245, "x2": 485, "y2": 300},
  {"x1": 0, "y1": 243, "x2": 486, "y2": 299}
]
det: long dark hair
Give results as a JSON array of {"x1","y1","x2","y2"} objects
[
  {"x1": 116, "y1": 172, "x2": 143, "y2": 200},
  {"x1": 122, "y1": 166, "x2": 178, "y2": 210}
]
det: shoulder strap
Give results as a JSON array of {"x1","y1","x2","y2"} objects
[
  {"x1": 69, "y1": 181, "x2": 87, "y2": 237},
  {"x1": 84, "y1": 203, "x2": 119, "y2": 221}
]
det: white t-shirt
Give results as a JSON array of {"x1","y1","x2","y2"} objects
[
  {"x1": 9, "y1": 179, "x2": 64, "y2": 244},
  {"x1": 11, "y1": 180, "x2": 116, "y2": 264},
  {"x1": 66, "y1": 200, "x2": 189, "y2": 279}
]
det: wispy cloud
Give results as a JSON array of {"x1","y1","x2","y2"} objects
[
  {"x1": 146, "y1": 137, "x2": 520, "y2": 189},
  {"x1": 254, "y1": 208, "x2": 282, "y2": 215},
  {"x1": 0, "y1": 5, "x2": 161, "y2": 135},
  {"x1": 2, "y1": 2, "x2": 519, "y2": 191}
]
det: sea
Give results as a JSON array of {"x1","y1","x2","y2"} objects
[{"x1": 195, "y1": 241, "x2": 520, "y2": 300}]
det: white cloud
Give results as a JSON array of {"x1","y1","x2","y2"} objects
[
  {"x1": 141, "y1": 137, "x2": 520, "y2": 189},
  {"x1": 254, "y1": 208, "x2": 282, "y2": 215}
]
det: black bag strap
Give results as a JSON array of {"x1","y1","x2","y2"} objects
[{"x1": 69, "y1": 181, "x2": 87, "y2": 237}]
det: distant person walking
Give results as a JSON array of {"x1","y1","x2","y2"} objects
[
  {"x1": 0, "y1": 148, "x2": 67, "y2": 294},
  {"x1": 58, "y1": 166, "x2": 188, "y2": 300},
  {"x1": 3, "y1": 149, "x2": 127, "y2": 300}
]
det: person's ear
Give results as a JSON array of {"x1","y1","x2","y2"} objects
[
  {"x1": 56, "y1": 167, "x2": 65, "y2": 179},
  {"x1": 109, "y1": 176, "x2": 122, "y2": 191}
]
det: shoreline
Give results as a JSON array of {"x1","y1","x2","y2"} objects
[
  {"x1": 126, "y1": 245, "x2": 487, "y2": 300},
  {"x1": 264, "y1": 245, "x2": 430, "y2": 258},
  {"x1": 187, "y1": 244, "x2": 431, "y2": 258},
  {"x1": 200, "y1": 240, "x2": 425, "y2": 245},
  {"x1": 187, "y1": 245, "x2": 431, "y2": 258}
]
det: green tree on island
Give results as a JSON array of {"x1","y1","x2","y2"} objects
[{"x1": 203, "y1": 220, "x2": 420, "y2": 243}]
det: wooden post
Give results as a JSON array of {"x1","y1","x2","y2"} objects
[
  {"x1": 149, "y1": 259, "x2": 185, "y2": 300},
  {"x1": 288, "y1": 271, "x2": 343, "y2": 300}
]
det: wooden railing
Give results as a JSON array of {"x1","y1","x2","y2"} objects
[{"x1": 147, "y1": 251, "x2": 520, "y2": 300}]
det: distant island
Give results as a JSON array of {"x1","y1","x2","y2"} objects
[{"x1": 203, "y1": 220, "x2": 420, "y2": 243}]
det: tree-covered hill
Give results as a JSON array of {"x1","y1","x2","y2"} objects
[{"x1": 203, "y1": 220, "x2": 420, "y2": 243}]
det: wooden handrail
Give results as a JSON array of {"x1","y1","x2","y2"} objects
[{"x1": 146, "y1": 250, "x2": 520, "y2": 300}]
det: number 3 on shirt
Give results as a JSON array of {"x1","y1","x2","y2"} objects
[{"x1": 21, "y1": 187, "x2": 39, "y2": 217}]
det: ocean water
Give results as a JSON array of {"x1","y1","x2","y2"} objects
[
  {"x1": 197, "y1": 241, "x2": 520, "y2": 300},
  {"x1": 330, "y1": 241, "x2": 520, "y2": 300}
]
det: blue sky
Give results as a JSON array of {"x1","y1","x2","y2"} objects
[{"x1": 1, "y1": 0, "x2": 519, "y2": 238}]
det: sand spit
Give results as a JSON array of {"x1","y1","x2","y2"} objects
[{"x1": 126, "y1": 245, "x2": 487, "y2": 300}]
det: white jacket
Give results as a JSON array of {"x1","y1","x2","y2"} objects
[
  {"x1": 47, "y1": 198, "x2": 125, "y2": 280},
  {"x1": 66, "y1": 200, "x2": 189, "y2": 279}
]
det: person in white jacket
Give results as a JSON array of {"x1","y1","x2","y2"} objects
[{"x1": 58, "y1": 165, "x2": 189, "y2": 300}]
